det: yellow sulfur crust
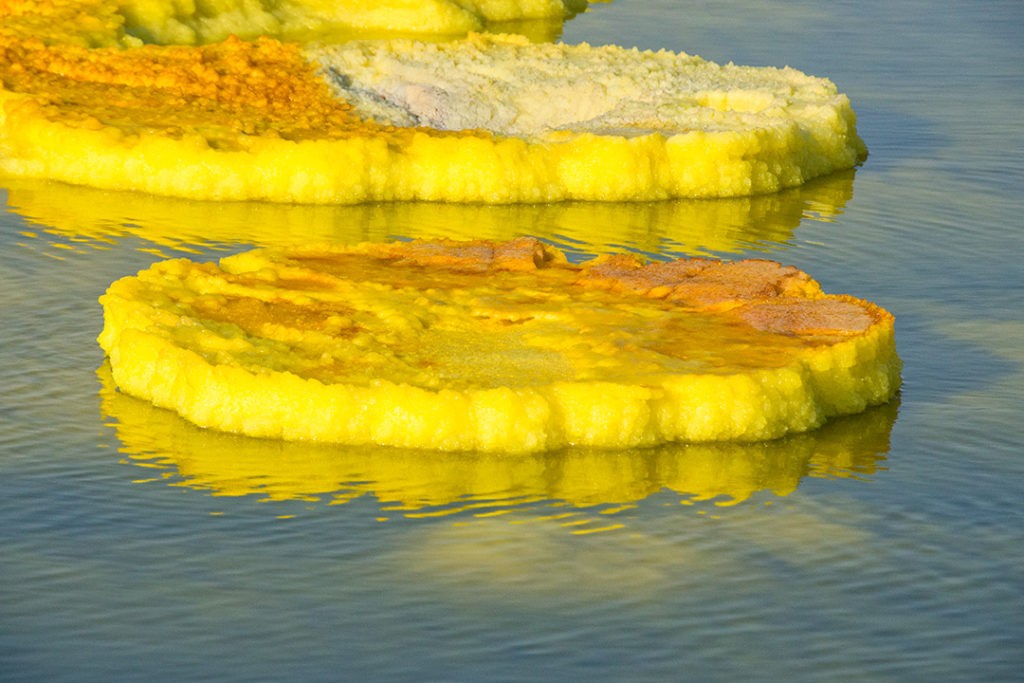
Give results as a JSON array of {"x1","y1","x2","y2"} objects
[
  {"x1": 1, "y1": 2, "x2": 866, "y2": 203},
  {"x1": 0, "y1": 0, "x2": 584, "y2": 46},
  {"x1": 99, "y1": 359, "x2": 898, "y2": 509},
  {"x1": 98, "y1": 238, "x2": 901, "y2": 453}
]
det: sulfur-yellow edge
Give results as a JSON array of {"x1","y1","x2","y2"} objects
[
  {"x1": 0, "y1": 84, "x2": 865, "y2": 202},
  {"x1": 98, "y1": 239, "x2": 901, "y2": 453}
]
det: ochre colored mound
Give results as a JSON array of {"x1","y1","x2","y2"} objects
[
  {"x1": 98, "y1": 238, "x2": 901, "y2": 453},
  {"x1": 1, "y1": 1, "x2": 866, "y2": 203},
  {"x1": 0, "y1": 34, "x2": 425, "y2": 200}
]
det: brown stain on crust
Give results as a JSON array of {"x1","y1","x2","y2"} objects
[{"x1": 575, "y1": 251, "x2": 824, "y2": 308}]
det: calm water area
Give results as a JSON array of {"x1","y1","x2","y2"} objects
[{"x1": 2, "y1": 1, "x2": 1022, "y2": 680}]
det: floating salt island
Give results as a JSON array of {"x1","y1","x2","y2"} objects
[
  {"x1": 1, "y1": 1, "x2": 866, "y2": 202},
  {"x1": 98, "y1": 238, "x2": 901, "y2": 453}
]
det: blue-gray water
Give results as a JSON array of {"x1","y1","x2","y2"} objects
[{"x1": 2, "y1": 1, "x2": 1022, "y2": 680}]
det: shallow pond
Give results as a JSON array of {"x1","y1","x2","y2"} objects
[{"x1": 2, "y1": 1, "x2": 1022, "y2": 680}]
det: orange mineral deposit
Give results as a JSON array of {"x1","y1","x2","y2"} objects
[{"x1": 98, "y1": 238, "x2": 901, "y2": 452}]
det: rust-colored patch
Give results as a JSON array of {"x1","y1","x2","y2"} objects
[
  {"x1": 576, "y1": 253, "x2": 821, "y2": 308},
  {"x1": 368, "y1": 236, "x2": 565, "y2": 273},
  {"x1": 734, "y1": 296, "x2": 882, "y2": 337}
]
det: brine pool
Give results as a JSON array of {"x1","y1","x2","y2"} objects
[{"x1": 2, "y1": 1, "x2": 1022, "y2": 680}]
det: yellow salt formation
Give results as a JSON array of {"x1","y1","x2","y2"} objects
[
  {"x1": 100, "y1": 358, "x2": 897, "y2": 509},
  {"x1": 308, "y1": 34, "x2": 867, "y2": 200},
  {"x1": 1, "y1": 0, "x2": 866, "y2": 203},
  {"x1": 114, "y1": 0, "x2": 587, "y2": 44},
  {"x1": 0, "y1": 33, "x2": 430, "y2": 200},
  {"x1": 98, "y1": 238, "x2": 901, "y2": 453},
  {"x1": 0, "y1": 0, "x2": 584, "y2": 46}
]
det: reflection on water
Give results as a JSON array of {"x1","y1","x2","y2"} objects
[
  {"x1": 5, "y1": 170, "x2": 856, "y2": 258},
  {"x1": 2, "y1": 2, "x2": 1023, "y2": 679},
  {"x1": 99, "y1": 364, "x2": 897, "y2": 523}
]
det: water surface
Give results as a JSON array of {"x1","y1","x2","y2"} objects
[{"x1": 2, "y1": 1, "x2": 1022, "y2": 680}]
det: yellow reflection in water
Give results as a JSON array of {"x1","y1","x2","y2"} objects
[
  {"x1": 99, "y1": 363, "x2": 897, "y2": 518},
  {"x1": 5, "y1": 170, "x2": 855, "y2": 257}
]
